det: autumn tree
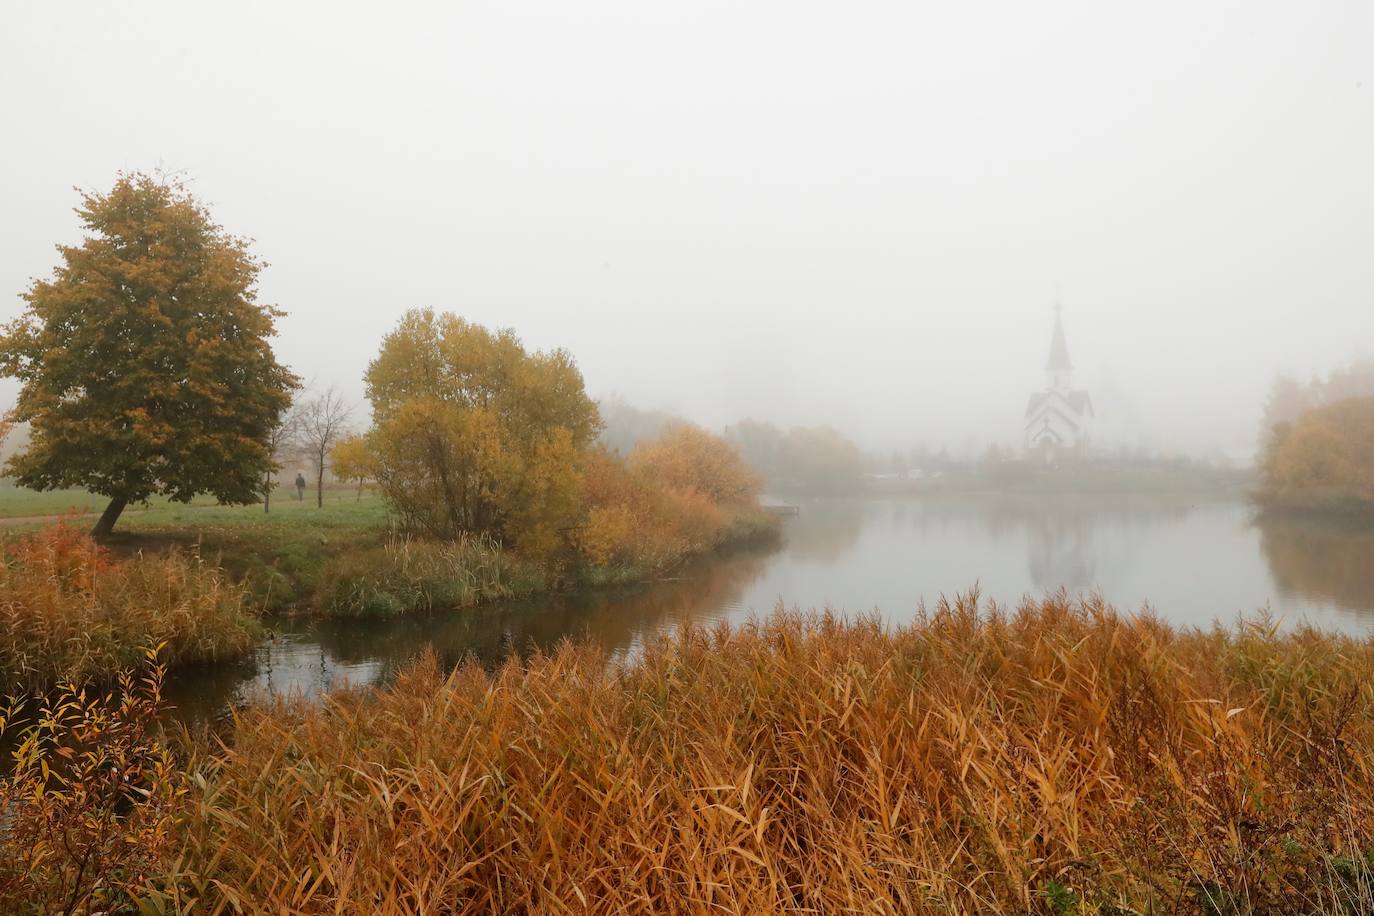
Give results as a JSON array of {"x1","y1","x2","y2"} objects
[
  {"x1": 1261, "y1": 397, "x2": 1374, "y2": 508},
  {"x1": 364, "y1": 309, "x2": 600, "y2": 554},
  {"x1": 297, "y1": 387, "x2": 353, "y2": 508},
  {"x1": 775, "y1": 425, "x2": 862, "y2": 492},
  {"x1": 0, "y1": 173, "x2": 298, "y2": 537},
  {"x1": 726, "y1": 419, "x2": 783, "y2": 481},
  {"x1": 329, "y1": 433, "x2": 374, "y2": 500},
  {"x1": 1259, "y1": 358, "x2": 1374, "y2": 456},
  {"x1": 628, "y1": 424, "x2": 761, "y2": 507}
]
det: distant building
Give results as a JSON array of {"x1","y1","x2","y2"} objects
[{"x1": 1024, "y1": 308, "x2": 1093, "y2": 460}]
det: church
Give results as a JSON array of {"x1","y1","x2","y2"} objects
[{"x1": 1024, "y1": 308, "x2": 1093, "y2": 460}]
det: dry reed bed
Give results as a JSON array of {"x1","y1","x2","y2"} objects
[
  {"x1": 134, "y1": 594, "x2": 1374, "y2": 914},
  {"x1": 0, "y1": 524, "x2": 259, "y2": 688}
]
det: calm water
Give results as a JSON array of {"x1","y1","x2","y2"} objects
[{"x1": 165, "y1": 494, "x2": 1374, "y2": 718}]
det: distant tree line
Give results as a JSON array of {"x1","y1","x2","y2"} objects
[{"x1": 726, "y1": 419, "x2": 863, "y2": 493}]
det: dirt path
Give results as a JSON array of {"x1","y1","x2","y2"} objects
[
  {"x1": 0, "y1": 509, "x2": 102, "y2": 527},
  {"x1": 0, "y1": 504, "x2": 214, "y2": 527}
]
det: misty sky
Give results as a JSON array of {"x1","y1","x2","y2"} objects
[{"x1": 3, "y1": 1, "x2": 1372, "y2": 461}]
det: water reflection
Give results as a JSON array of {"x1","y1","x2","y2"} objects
[
  {"x1": 1258, "y1": 514, "x2": 1374, "y2": 615},
  {"x1": 165, "y1": 496, "x2": 1374, "y2": 720},
  {"x1": 779, "y1": 499, "x2": 864, "y2": 562},
  {"x1": 164, "y1": 546, "x2": 772, "y2": 721}
]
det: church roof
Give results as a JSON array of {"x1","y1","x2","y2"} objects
[
  {"x1": 1025, "y1": 389, "x2": 1093, "y2": 419},
  {"x1": 1046, "y1": 308, "x2": 1072, "y2": 372}
]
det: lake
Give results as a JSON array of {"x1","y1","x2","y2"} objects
[{"x1": 164, "y1": 493, "x2": 1374, "y2": 719}]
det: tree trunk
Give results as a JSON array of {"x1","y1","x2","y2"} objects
[
  {"x1": 264, "y1": 471, "x2": 272, "y2": 513},
  {"x1": 316, "y1": 464, "x2": 324, "y2": 508},
  {"x1": 90, "y1": 497, "x2": 128, "y2": 540}
]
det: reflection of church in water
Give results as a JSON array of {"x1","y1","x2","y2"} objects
[
  {"x1": 1024, "y1": 308, "x2": 1093, "y2": 461},
  {"x1": 1026, "y1": 514, "x2": 1097, "y2": 593}
]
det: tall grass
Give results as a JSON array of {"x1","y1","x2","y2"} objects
[
  {"x1": 4, "y1": 593, "x2": 1373, "y2": 912},
  {"x1": 0, "y1": 525, "x2": 259, "y2": 688},
  {"x1": 131, "y1": 594, "x2": 1374, "y2": 913},
  {"x1": 315, "y1": 533, "x2": 546, "y2": 617}
]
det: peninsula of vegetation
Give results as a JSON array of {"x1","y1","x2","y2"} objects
[{"x1": 0, "y1": 175, "x2": 775, "y2": 685}]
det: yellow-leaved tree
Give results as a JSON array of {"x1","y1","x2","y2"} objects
[
  {"x1": 363, "y1": 310, "x2": 600, "y2": 558},
  {"x1": 329, "y1": 433, "x2": 375, "y2": 499},
  {"x1": 1261, "y1": 397, "x2": 1374, "y2": 508}
]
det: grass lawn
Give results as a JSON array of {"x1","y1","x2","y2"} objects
[
  {"x1": 0, "y1": 486, "x2": 226, "y2": 519},
  {"x1": 1, "y1": 485, "x2": 394, "y2": 612},
  {"x1": 0, "y1": 484, "x2": 377, "y2": 523},
  {"x1": 114, "y1": 490, "x2": 392, "y2": 611}
]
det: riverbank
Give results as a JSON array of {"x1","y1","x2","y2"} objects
[
  {"x1": 0, "y1": 491, "x2": 781, "y2": 686},
  {"x1": 1253, "y1": 492, "x2": 1374, "y2": 521},
  {"x1": 0, "y1": 525, "x2": 261, "y2": 689},
  {"x1": 4, "y1": 594, "x2": 1372, "y2": 913}
]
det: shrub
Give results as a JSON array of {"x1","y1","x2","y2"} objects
[
  {"x1": 0, "y1": 655, "x2": 188, "y2": 913},
  {"x1": 0, "y1": 525, "x2": 259, "y2": 687},
  {"x1": 627, "y1": 423, "x2": 762, "y2": 507},
  {"x1": 577, "y1": 435, "x2": 777, "y2": 576}
]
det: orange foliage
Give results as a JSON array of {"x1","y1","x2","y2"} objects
[
  {"x1": 107, "y1": 600, "x2": 1374, "y2": 912},
  {"x1": 0, "y1": 659, "x2": 186, "y2": 912},
  {"x1": 627, "y1": 424, "x2": 761, "y2": 507},
  {"x1": 0, "y1": 524, "x2": 258, "y2": 687},
  {"x1": 1261, "y1": 397, "x2": 1374, "y2": 506},
  {"x1": 577, "y1": 429, "x2": 761, "y2": 572}
]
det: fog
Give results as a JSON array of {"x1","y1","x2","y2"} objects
[{"x1": 3, "y1": 1, "x2": 1372, "y2": 461}]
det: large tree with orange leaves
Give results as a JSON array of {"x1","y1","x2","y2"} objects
[{"x1": 0, "y1": 174, "x2": 298, "y2": 537}]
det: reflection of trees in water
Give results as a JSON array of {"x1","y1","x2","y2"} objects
[
  {"x1": 166, "y1": 545, "x2": 776, "y2": 720},
  {"x1": 1258, "y1": 515, "x2": 1374, "y2": 617},
  {"x1": 779, "y1": 500, "x2": 864, "y2": 562}
]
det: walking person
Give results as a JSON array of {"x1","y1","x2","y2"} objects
[{"x1": 295, "y1": 472, "x2": 306, "y2": 501}]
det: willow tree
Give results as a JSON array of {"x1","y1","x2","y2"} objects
[{"x1": 0, "y1": 173, "x2": 298, "y2": 538}]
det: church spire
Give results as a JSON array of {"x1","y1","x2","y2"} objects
[{"x1": 1046, "y1": 304, "x2": 1072, "y2": 373}]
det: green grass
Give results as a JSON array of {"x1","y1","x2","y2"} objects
[
  {"x1": 111, "y1": 491, "x2": 393, "y2": 612},
  {"x1": 315, "y1": 534, "x2": 546, "y2": 617},
  {"x1": 1, "y1": 485, "x2": 780, "y2": 617},
  {"x1": 0, "y1": 485, "x2": 126, "y2": 519},
  {"x1": 0, "y1": 483, "x2": 336, "y2": 520}
]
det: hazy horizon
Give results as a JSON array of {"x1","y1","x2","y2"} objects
[{"x1": 4, "y1": 1, "x2": 1372, "y2": 462}]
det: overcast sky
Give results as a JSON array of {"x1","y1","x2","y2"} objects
[{"x1": 3, "y1": 1, "x2": 1372, "y2": 460}]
